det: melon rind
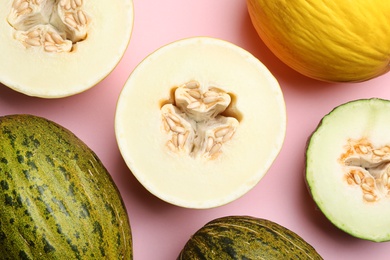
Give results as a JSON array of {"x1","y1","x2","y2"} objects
[
  {"x1": 178, "y1": 216, "x2": 323, "y2": 259},
  {"x1": 0, "y1": 114, "x2": 132, "y2": 259},
  {"x1": 246, "y1": 0, "x2": 390, "y2": 82}
]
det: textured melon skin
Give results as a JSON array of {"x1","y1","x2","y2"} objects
[
  {"x1": 0, "y1": 114, "x2": 132, "y2": 259},
  {"x1": 178, "y1": 216, "x2": 322, "y2": 260}
]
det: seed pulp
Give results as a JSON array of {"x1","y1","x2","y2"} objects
[
  {"x1": 7, "y1": 0, "x2": 91, "y2": 53},
  {"x1": 340, "y1": 138, "x2": 390, "y2": 203},
  {"x1": 161, "y1": 80, "x2": 241, "y2": 160}
]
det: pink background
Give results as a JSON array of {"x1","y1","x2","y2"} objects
[{"x1": 1, "y1": 1, "x2": 390, "y2": 259}]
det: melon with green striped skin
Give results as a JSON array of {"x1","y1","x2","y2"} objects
[
  {"x1": 178, "y1": 216, "x2": 322, "y2": 259},
  {"x1": 0, "y1": 114, "x2": 132, "y2": 259}
]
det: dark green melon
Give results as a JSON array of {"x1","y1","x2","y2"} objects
[
  {"x1": 0, "y1": 114, "x2": 132, "y2": 259},
  {"x1": 178, "y1": 216, "x2": 322, "y2": 260}
]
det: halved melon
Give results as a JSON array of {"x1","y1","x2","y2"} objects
[
  {"x1": 306, "y1": 98, "x2": 390, "y2": 242},
  {"x1": 115, "y1": 37, "x2": 286, "y2": 209},
  {"x1": 0, "y1": 0, "x2": 134, "y2": 98}
]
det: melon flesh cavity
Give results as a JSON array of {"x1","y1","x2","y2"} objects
[
  {"x1": 0, "y1": 0, "x2": 134, "y2": 98},
  {"x1": 115, "y1": 37, "x2": 286, "y2": 209},
  {"x1": 306, "y1": 99, "x2": 390, "y2": 242}
]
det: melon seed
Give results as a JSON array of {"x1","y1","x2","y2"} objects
[
  {"x1": 161, "y1": 81, "x2": 239, "y2": 160},
  {"x1": 341, "y1": 138, "x2": 390, "y2": 203},
  {"x1": 7, "y1": 0, "x2": 90, "y2": 53}
]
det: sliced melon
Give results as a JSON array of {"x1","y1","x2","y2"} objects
[
  {"x1": 0, "y1": 0, "x2": 134, "y2": 98},
  {"x1": 115, "y1": 37, "x2": 286, "y2": 209},
  {"x1": 306, "y1": 98, "x2": 390, "y2": 242}
]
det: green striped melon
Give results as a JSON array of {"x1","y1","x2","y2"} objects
[
  {"x1": 0, "y1": 114, "x2": 132, "y2": 259},
  {"x1": 178, "y1": 216, "x2": 322, "y2": 260}
]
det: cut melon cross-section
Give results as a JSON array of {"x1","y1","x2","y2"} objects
[
  {"x1": 0, "y1": 0, "x2": 134, "y2": 98},
  {"x1": 115, "y1": 37, "x2": 286, "y2": 209},
  {"x1": 306, "y1": 98, "x2": 390, "y2": 242}
]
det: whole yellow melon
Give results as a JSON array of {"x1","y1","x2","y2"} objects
[{"x1": 246, "y1": 0, "x2": 390, "y2": 82}]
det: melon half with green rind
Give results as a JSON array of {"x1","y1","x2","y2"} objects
[
  {"x1": 0, "y1": 0, "x2": 134, "y2": 98},
  {"x1": 115, "y1": 37, "x2": 286, "y2": 209},
  {"x1": 306, "y1": 98, "x2": 390, "y2": 242}
]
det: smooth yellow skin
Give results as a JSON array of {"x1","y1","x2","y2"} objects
[{"x1": 247, "y1": 0, "x2": 390, "y2": 82}]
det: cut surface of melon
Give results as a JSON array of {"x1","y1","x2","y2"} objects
[
  {"x1": 306, "y1": 98, "x2": 390, "y2": 242},
  {"x1": 115, "y1": 37, "x2": 286, "y2": 209},
  {"x1": 0, "y1": 0, "x2": 134, "y2": 98}
]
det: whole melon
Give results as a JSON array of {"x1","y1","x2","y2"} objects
[
  {"x1": 0, "y1": 114, "x2": 132, "y2": 259},
  {"x1": 178, "y1": 216, "x2": 322, "y2": 259},
  {"x1": 246, "y1": 0, "x2": 390, "y2": 82}
]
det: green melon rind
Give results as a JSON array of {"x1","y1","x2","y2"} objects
[
  {"x1": 0, "y1": 114, "x2": 132, "y2": 259},
  {"x1": 178, "y1": 215, "x2": 322, "y2": 260}
]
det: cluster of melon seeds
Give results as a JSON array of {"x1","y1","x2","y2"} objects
[
  {"x1": 7, "y1": 0, "x2": 90, "y2": 52},
  {"x1": 340, "y1": 138, "x2": 390, "y2": 202},
  {"x1": 161, "y1": 80, "x2": 239, "y2": 160}
]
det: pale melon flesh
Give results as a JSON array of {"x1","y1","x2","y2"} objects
[
  {"x1": 115, "y1": 37, "x2": 286, "y2": 209},
  {"x1": 0, "y1": 0, "x2": 134, "y2": 98},
  {"x1": 306, "y1": 98, "x2": 390, "y2": 242}
]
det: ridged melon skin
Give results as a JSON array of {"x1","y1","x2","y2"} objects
[
  {"x1": 178, "y1": 216, "x2": 322, "y2": 260},
  {"x1": 0, "y1": 114, "x2": 132, "y2": 259},
  {"x1": 246, "y1": 0, "x2": 390, "y2": 82}
]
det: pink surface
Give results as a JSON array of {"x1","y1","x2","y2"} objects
[{"x1": 1, "y1": 1, "x2": 390, "y2": 259}]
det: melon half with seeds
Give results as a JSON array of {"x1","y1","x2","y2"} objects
[
  {"x1": 306, "y1": 98, "x2": 390, "y2": 242},
  {"x1": 115, "y1": 37, "x2": 286, "y2": 209},
  {"x1": 0, "y1": 0, "x2": 134, "y2": 98}
]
